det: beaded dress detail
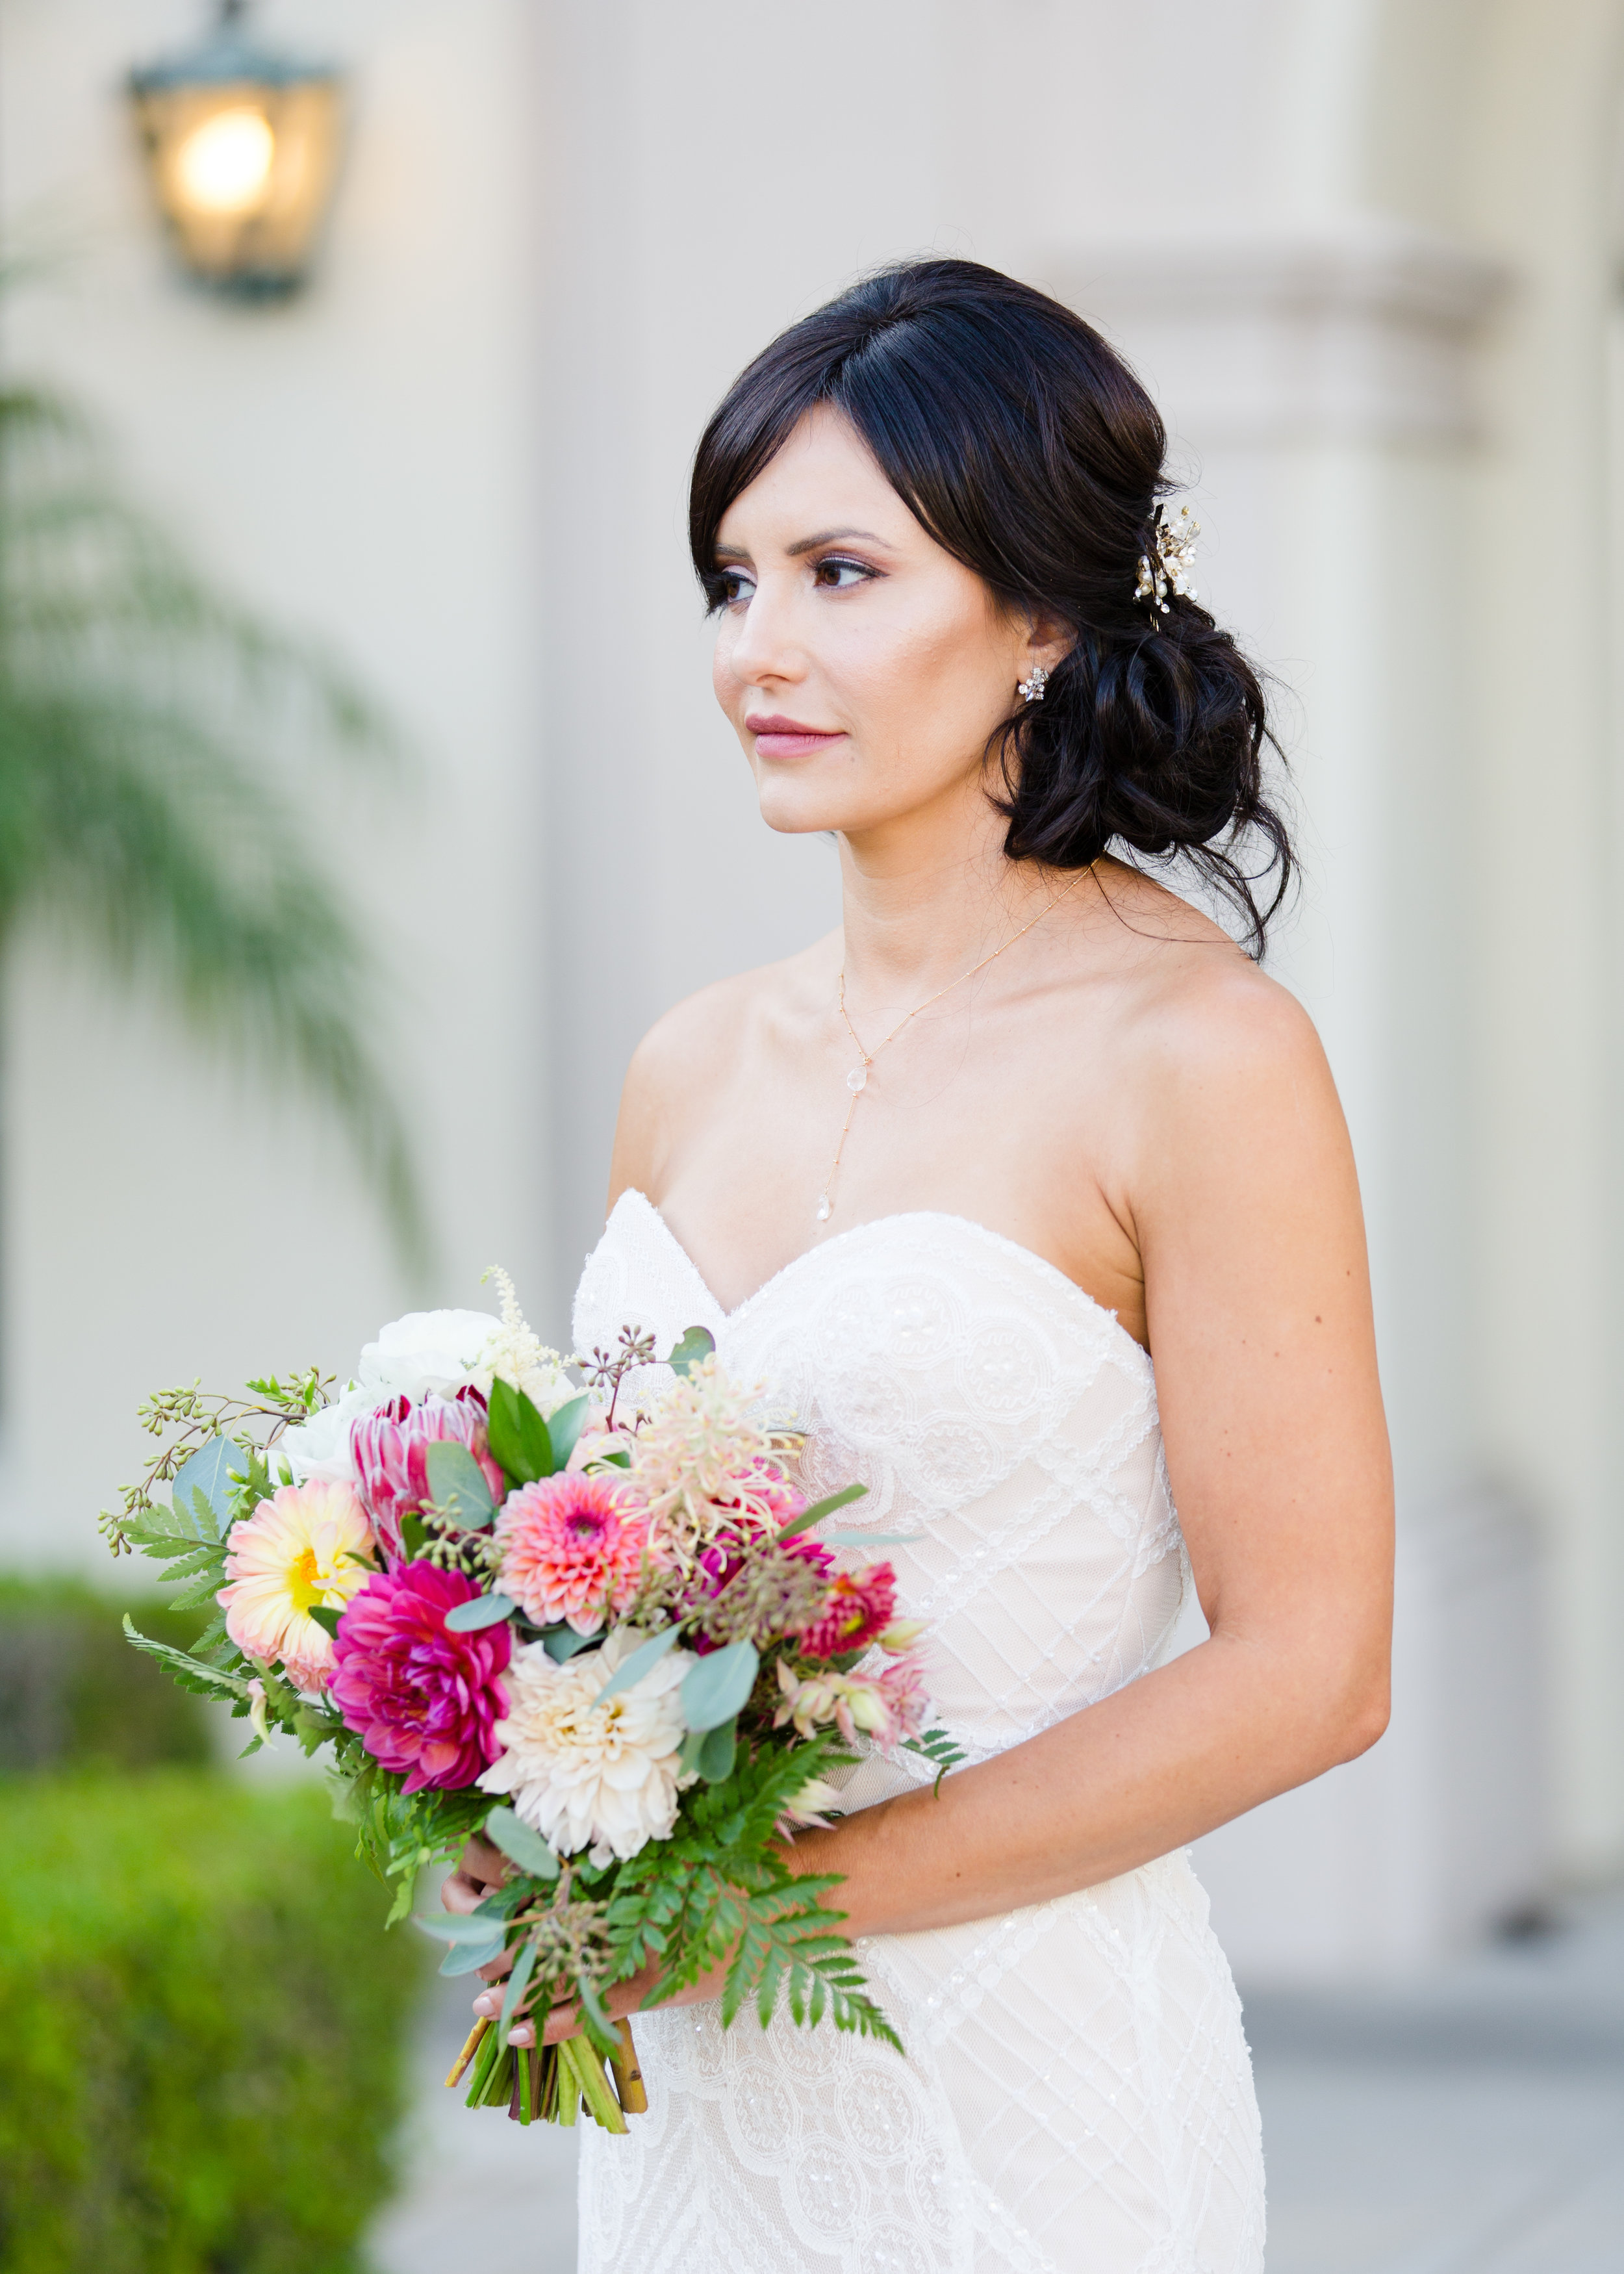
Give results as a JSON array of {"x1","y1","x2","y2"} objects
[{"x1": 572, "y1": 1191, "x2": 1264, "y2": 2274}]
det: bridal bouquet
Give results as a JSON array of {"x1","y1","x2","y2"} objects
[{"x1": 99, "y1": 1273, "x2": 959, "y2": 2132}]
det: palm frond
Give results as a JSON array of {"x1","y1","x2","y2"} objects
[{"x1": 0, "y1": 372, "x2": 427, "y2": 1267}]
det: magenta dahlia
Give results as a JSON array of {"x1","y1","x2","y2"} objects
[
  {"x1": 350, "y1": 1390, "x2": 506, "y2": 1563},
  {"x1": 799, "y1": 1561, "x2": 899, "y2": 1661},
  {"x1": 329, "y1": 1563, "x2": 510, "y2": 1791},
  {"x1": 494, "y1": 1472, "x2": 653, "y2": 1634}
]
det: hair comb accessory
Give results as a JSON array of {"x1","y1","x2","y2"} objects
[{"x1": 1135, "y1": 504, "x2": 1200, "y2": 619}]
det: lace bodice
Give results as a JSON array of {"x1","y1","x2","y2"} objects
[
  {"x1": 570, "y1": 1192, "x2": 1263, "y2": 2274},
  {"x1": 574, "y1": 1192, "x2": 1189, "y2": 1771}
]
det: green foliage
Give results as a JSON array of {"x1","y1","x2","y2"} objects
[
  {"x1": 0, "y1": 1577, "x2": 211, "y2": 1773},
  {"x1": 606, "y1": 1735, "x2": 902, "y2": 2052},
  {"x1": 0, "y1": 1770, "x2": 426, "y2": 2273},
  {"x1": 0, "y1": 377, "x2": 425, "y2": 1264},
  {"x1": 901, "y1": 1726, "x2": 969, "y2": 1795}
]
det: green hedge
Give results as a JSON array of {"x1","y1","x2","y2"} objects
[
  {"x1": 0, "y1": 1578, "x2": 212, "y2": 1772},
  {"x1": 0, "y1": 1772, "x2": 427, "y2": 2273}
]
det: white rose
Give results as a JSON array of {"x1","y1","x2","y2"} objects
[
  {"x1": 357, "y1": 1309, "x2": 501, "y2": 1403},
  {"x1": 276, "y1": 1378, "x2": 378, "y2": 1485}
]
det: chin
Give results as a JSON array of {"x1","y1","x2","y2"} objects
[{"x1": 754, "y1": 778, "x2": 872, "y2": 838}]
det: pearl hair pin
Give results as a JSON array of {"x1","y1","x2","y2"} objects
[{"x1": 1134, "y1": 503, "x2": 1200, "y2": 619}]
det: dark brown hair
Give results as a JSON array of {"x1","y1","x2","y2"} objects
[{"x1": 689, "y1": 257, "x2": 1290, "y2": 954}]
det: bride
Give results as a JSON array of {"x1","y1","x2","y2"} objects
[{"x1": 452, "y1": 257, "x2": 1393, "y2": 2272}]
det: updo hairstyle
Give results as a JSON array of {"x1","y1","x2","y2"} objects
[{"x1": 689, "y1": 258, "x2": 1291, "y2": 956}]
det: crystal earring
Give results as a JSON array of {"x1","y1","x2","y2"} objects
[{"x1": 1018, "y1": 663, "x2": 1048, "y2": 704}]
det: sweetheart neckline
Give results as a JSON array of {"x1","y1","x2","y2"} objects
[{"x1": 615, "y1": 1188, "x2": 1153, "y2": 1373}]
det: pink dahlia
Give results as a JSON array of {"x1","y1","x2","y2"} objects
[
  {"x1": 351, "y1": 1390, "x2": 506, "y2": 1563},
  {"x1": 329, "y1": 1563, "x2": 510, "y2": 1791},
  {"x1": 799, "y1": 1561, "x2": 899, "y2": 1661},
  {"x1": 494, "y1": 1472, "x2": 653, "y2": 1635}
]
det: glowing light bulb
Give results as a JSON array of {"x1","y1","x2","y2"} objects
[{"x1": 174, "y1": 107, "x2": 275, "y2": 215}]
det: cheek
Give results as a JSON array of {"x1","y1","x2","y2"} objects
[
  {"x1": 711, "y1": 619, "x2": 738, "y2": 709},
  {"x1": 842, "y1": 604, "x2": 1006, "y2": 751}
]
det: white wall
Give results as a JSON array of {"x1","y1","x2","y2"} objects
[{"x1": 0, "y1": 0, "x2": 552, "y2": 1565}]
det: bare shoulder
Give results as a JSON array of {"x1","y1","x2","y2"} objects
[
  {"x1": 607, "y1": 936, "x2": 835, "y2": 1207},
  {"x1": 1072, "y1": 867, "x2": 1342, "y2": 1194}
]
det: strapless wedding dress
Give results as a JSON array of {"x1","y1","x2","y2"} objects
[{"x1": 572, "y1": 1191, "x2": 1264, "y2": 2274}]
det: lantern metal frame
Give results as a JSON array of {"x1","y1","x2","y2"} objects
[{"x1": 129, "y1": 0, "x2": 347, "y2": 301}]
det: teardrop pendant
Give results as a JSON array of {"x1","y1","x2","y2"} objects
[
  {"x1": 846, "y1": 1065, "x2": 868, "y2": 1093},
  {"x1": 815, "y1": 1194, "x2": 832, "y2": 1223}
]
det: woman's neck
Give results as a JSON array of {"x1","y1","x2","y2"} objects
[{"x1": 834, "y1": 802, "x2": 1072, "y2": 1014}]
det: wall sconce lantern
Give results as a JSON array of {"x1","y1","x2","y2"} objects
[{"x1": 129, "y1": 1, "x2": 346, "y2": 299}]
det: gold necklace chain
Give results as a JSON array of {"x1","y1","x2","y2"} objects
[{"x1": 815, "y1": 869, "x2": 1086, "y2": 1225}]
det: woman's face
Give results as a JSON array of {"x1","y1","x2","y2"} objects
[{"x1": 711, "y1": 407, "x2": 1061, "y2": 847}]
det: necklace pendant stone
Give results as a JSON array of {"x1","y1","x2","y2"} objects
[
  {"x1": 815, "y1": 1193, "x2": 832, "y2": 1223},
  {"x1": 846, "y1": 1065, "x2": 868, "y2": 1093}
]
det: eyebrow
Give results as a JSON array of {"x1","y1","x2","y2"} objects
[{"x1": 713, "y1": 526, "x2": 890, "y2": 563}]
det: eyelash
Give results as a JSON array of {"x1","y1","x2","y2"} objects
[{"x1": 703, "y1": 554, "x2": 880, "y2": 614}]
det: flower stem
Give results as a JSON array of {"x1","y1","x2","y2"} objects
[
  {"x1": 611, "y1": 2016, "x2": 648, "y2": 2114},
  {"x1": 446, "y1": 2015, "x2": 489, "y2": 2089},
  {"x1": 568, "y1": 2032, "x2": 628, "y2": 2134}
]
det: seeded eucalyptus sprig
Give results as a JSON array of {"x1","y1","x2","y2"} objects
[{"x1": 98, "y1": 1368, "x2": 334, "y2": 1555}]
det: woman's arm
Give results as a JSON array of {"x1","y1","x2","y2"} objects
[{"x1": 778, "y1": 971, "x2": 1391, "y2": 1935}]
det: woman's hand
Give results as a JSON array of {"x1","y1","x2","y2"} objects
[{"x1": 444, "y1": 1839, "x2": 733, "y2": 2046}]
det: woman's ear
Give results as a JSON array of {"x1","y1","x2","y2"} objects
[{"x1": 1021, "y1": 608, "x2": 1073, "y2": 676}]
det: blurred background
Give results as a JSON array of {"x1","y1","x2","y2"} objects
[{"x1": 0, "y1": 1, "x2": 1620, "y2": 2269}]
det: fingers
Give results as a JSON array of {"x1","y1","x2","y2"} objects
[
  {"x1": 458, "y1": 1833, "x2": 510, "y2": 1887},
  {"x1": 472, "y1": 1980, "x2": 539, "y2": 2047},
  {"x1": 441, "y1": 1870, "x2": 488, "y2": 1916}
]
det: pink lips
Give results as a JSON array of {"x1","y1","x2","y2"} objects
[{"x1": 746, "y1": 712, "x2": 846, "y2": 760}]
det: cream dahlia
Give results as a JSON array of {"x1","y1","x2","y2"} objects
[
  {"x1": 477, "y1": 1627, "x2": 695, "y2": 1864},
  {"x1": 217, "y1": 1480, "x2": 375, "y2": 1693},
  {"x1": 494, "y1": 1472, "x2": 652, "y2": 1635}
]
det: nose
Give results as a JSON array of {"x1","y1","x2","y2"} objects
[{"x1": 722, "y1": 571, "x2": 806, "y2": 695}]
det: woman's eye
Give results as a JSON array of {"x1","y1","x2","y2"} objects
[
  {"x1": 812, "y1": 556, "x2": 873, "y2": 591},
  {"x1": 718, "y1": 567, "x2": 756, "y2": 607}
]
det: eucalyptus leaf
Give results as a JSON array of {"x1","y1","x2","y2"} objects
[
  {"x1": 678, "y1": 1728, "x2": 707, "y2": 1776},
  {"x1": 542, "y1": 1624, "x2": 602, "y2": 1663},
  {"x1": 439, "y1": 1935, "x2": 507, "y2": 1976},
  {"x1": 776, "y1": 1481, "x2": 869, "y2": 1540},
  {"x1": 666, "y1": 1325, "x2": 715, "y2": 1379},
  {"x1": 171, "y1": 1438, "x2": 249, "y2": 1534},
  {"x1": 594, "y1": 1626, "x2": 681, "y2": 1706},
  {"x1": 697, "y1": 1717, "x2": 737, "y2": 1782},
  {"x1": 499, "y1": 1939, "x2": 539, "y2": 2045},
  {"x1": 424, "y1": 1439, "x2": 495, "y2": 1530},
  {"x1": 484, "y1": 1805, "x2": 560, "y2": 1880},
  {"x1": 817, "y1": 1530, "x2": 920, "y2": 1548},
  {"x1": 443, "y1": 1591, "x2": 516, "y2": 1632},
  {"x1": 413, "y1": 1909, "x2": 510, "y2": 1944},
  {"x1": 681, "y1": 1640, "x2": 758, "y2": 1733},
  {"x1": 546, "y1": 1393, "x2": 589, "y2": 1471}
]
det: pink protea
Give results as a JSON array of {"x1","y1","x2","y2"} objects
[
  {"x1": 774, "y1": 1648, "x2": 931, "y2": 1750},
  {"x1": 350, "y1": 1390, "x2": 505, "y2": 1563},
  {"x1": 494, "y1": 1472, "x2": 653, "y2": 1635},
  {"x1": 799, "y1": 1561, "x2": 898, "y2": 1661},
  {"x1": 330, "y1": 1563, "x2": 511, "y2": 1792}
]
